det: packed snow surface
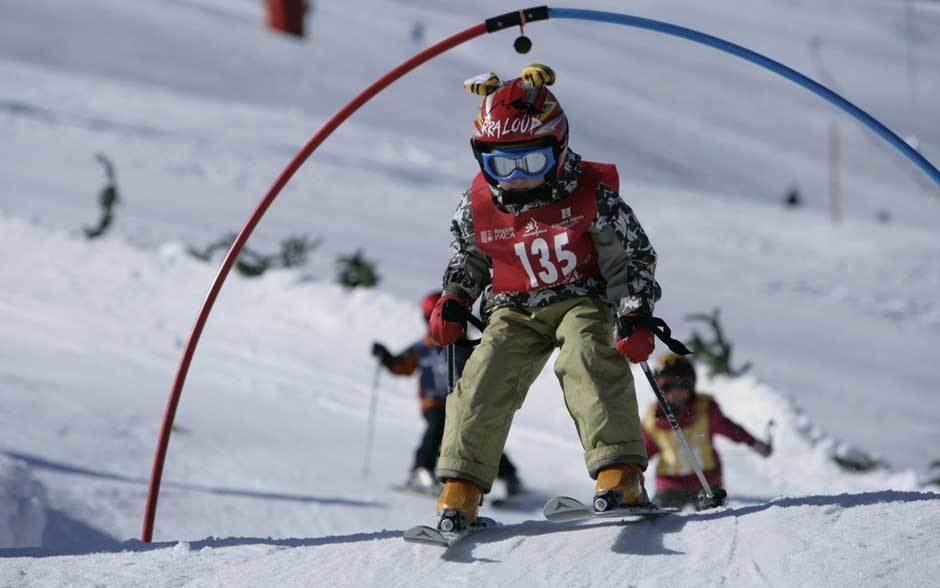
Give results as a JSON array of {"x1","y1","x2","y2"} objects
[{"x1": 1, "y1": 0, "x2": 939, "y2": 586}]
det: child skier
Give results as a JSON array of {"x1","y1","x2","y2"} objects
[
  {"x1": 642, "y1": 353, "x2": 772, "y2": 509},
  {"x1": 427, "y1": 64, "x2": 662, "y2": 531},
  {"x1": 372, "y1": 291, "x2": 523, "y2": 496}
]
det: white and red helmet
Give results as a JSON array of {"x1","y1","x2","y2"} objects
[{"x1": 467, "y1": 66, "x2": 569, "y2": 185}]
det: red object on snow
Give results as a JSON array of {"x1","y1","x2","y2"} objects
[{"x1": 266, "y1": 0, "x2": 307, "y2": 37}]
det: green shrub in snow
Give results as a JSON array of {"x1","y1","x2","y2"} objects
[
  {"x1": 336, "y1": 249, "x2": 380, "y2": 288},
  {"x1": 188, "y1": 233, "x2": 320, "y2": 277},
  {"x1": 84, "y1": 154, "x2": 120, "y2": 240},
  {"x1": 685, "y1": 308, "x2": 752, "y2": 378}
]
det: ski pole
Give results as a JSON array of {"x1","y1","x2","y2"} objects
[
  {"x1": 447, "y1": 343, "x2": 455, "y2": 393},
  {"x1": 441, "y1": 300, "x2": 484, "y2": 394},
  {"x1": 640, "y1": 361, "x2": 727, "y2": 509},
  {"x1": 362, "y1": 363, "x2": 381, "y2": 478},
  {"x1": 766, "y1": 419, "x2": 776, "y2": 446},
  {"x1": 621, "y1": 316, "x2": 716, "y2": 504}
]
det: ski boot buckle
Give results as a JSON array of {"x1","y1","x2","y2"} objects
[{"x1": 437, "y1": 510, "x2": 471, "y2": 533}]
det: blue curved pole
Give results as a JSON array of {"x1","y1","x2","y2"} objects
[{"x1": 548, "y1": 7, "x2": 940, "y2": 191}]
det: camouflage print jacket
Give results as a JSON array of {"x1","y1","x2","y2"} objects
[{"x1": 442, "y1": 151, "x2": 661, "y2": 320}]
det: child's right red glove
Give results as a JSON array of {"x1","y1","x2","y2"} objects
[
  {"x1": 615, "y1": 313, "x2": 655, "y2": 363},
  {"x1": 428, "y1": 294, "x2": 470, "y2": 346}
]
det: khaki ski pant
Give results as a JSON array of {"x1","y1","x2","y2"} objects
[{"x1": 436, "y1": 297, "x2": 647, "y2": 492}]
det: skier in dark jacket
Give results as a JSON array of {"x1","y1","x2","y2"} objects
[
  {"x1": 642, "y1": 354, "x2": 772, "y2": 509},
  {"x1": 372, "y1": 291, "x2": 522, "y2": 496}
]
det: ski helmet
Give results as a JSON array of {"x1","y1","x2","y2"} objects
[
  {"x1": 654, "y1": 353, "x2": 696, "y2": 383},
  {"x1": 654, "y1": 353, "x2": 696, "y2": 410},
  {"x1": 466, "y1": 65, "x2": 569, "y2": 187},
  {"x1": 421, "y1": 291, "x2": 442, "y2": 320}
]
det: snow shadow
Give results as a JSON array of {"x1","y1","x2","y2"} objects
[
  {"x1": 442, "y1": 490, "x2": 940, "y2": 562},
  {"x1": 686, "y1": 490, "x2": 940, "y2": 523},
  {"x1": 611, "y1": 516, "x2": 686, "y2": 556},
  {"x1": 488, "y1": 491, "x2": 557, "y2": 514},
  {"x1": 439, "y1": 519, "x2": 629, "y2": 563},
  {"x1": 0, "y1": 509, "x2": 124, "y2": 558},
  {"x1": 2, "y1": 451, "x2": 385, "y2": 507},
  {"x1": 0, "y1": 529, "x2": 405, "y2": 558},
  {"x1": 0, "y1": 98, "x2": 195, "y2": 142}
]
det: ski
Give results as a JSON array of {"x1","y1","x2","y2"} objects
[
  {"x1": 542, "y1": 496, "x2": 677, "y2": 523},
  {"x1": 402, "y1": 516, "x2": 498, "y2": 548}
]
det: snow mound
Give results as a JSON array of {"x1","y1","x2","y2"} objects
[
  {"x1": 0, "y1": 455, "x2": 47, "y2": 548},
  {"x1": 698, "y1": 372, "x2": 925, "y2": 499}
]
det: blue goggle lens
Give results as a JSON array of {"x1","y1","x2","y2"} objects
[{"x1": 482, "y1": 147, "x2": 555, "y2": 180}]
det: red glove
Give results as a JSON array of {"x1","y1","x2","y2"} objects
[
  {"x1": 615, "y1": 314, "x2": 655, "y2": 363},
  {"x1": 428, "y1": 294, "x2": 469, "y2": 346}
]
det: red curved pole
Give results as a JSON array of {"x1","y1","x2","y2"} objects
[{"x1": 142, "y1": 22, "x2": 488, "y2": 542}]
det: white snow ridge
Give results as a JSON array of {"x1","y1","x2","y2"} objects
[{"x1": 1, "y1": 0, "x2": 939, "y2": 586}]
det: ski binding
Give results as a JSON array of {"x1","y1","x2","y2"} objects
[
  {"x1": 402, "y1": 516, "x2": 498, "y2": 548},
  {"x1": 542, "y1": 496, "x2": 677, "y2": 523}
]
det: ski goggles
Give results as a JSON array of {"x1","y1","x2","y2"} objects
[{"x1": 480, "y1": 146, "x2": 556, "y2": 181}]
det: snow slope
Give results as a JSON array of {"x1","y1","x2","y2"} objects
[
  {"x1": 6, "y1": 493, "x2": 940, "y2": 588},
  {"x1": 1, "y1": 0, "x2": 939, "y2": 585},
  {"x1": 0, "y1": 215, "x2": 937, "y2": 586}
]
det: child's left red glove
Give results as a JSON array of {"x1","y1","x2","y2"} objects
[{"x1": 428, "y1": 294, "x2": 470, "y2": 346}]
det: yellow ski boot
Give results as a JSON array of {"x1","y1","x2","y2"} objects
[
  {"x1": 593, "y1": 464, "x2": 650, "y2": 512},
  {"x1": 436, "y1": 479, "x2": 482, "y2": 532}
]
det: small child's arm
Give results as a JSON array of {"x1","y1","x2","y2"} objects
[
  {"x1": 708, "y1": 402, "x2": 772, "y2": 457},
  {"x1": 371, "y1": 343, "x2": 419, "y2": 376}
]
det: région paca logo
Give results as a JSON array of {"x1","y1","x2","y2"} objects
[{"x1": 480, "y1": 227, "x2": 516, "y2": 243}]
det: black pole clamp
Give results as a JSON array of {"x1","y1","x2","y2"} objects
[
  {"x1": 440, "y1": 299, "x2": 483, "y2": 346},
  {"x1": 441, "y1": 299, "x2": 485, "y2": 332},
  {"x1": 484, "y1": 6, "x2": 549, "y2": 33},
  {"x1": 485, "y1": 6, "x2": 549, "y2": 54}
]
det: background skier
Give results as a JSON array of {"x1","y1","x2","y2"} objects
[
  {"x1": 428, "y1": 64, "x2": 663, "y2": 532},
  {"x1": 372, "y1": 290, "x2": 523, "y2": 496},
  {"x1": 642, "y1": 353, "x2": 772, "y2": 509}
]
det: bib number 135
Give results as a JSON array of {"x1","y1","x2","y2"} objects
[{"x1": 513, "y1": 233, "x2": 578, "y2": 288}]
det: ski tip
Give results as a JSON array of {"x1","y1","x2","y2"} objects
[
  {"x1": 542, "y1": 496, "x2": 591, "y2": 521},
  {"x1": 402, "y1": 517, "x2": 499, "y2": 548},
  {"x1": 402, "y1": 525, "x2": 447, "y2": 547}
]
